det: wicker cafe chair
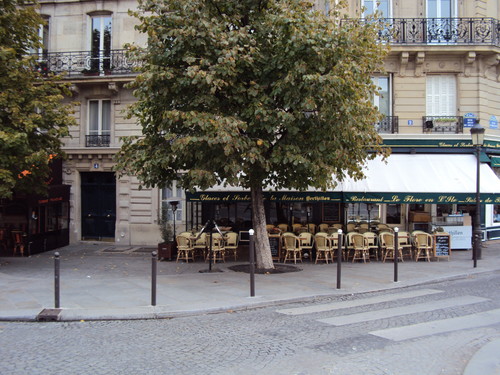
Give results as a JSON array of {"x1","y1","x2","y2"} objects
[
  {"x1": 176, "y1": 235, "x2": 195, "y2": 263},
  {"x1": 380, "y1": 232, "x2": 403, "y2": 263},
  {"x1": 397, "y1": 231, "x2": 413, "y2": 260},
  {"x1": 298, "y1": 232, "x2": 314, "y2": 261},
  {"x1": 224, "y1": 232, "x2": 239, "y2": 261},
  {"x1": 318, "y1": 223, "x2": 329, "y2": 233},
  {"x1": 282, "y1": 233, "x2": 302, "y2": 264},
  {"x1": 363, "y1": 232, "x2": 379, "y2": 261},
  {"x1": 277, "y1": 223, "x2": 289, "y2": 233},
  {"x1": 192, "y1": 232, "x2": 207, "y2": 260},
  {"x1": 205, "y1": 233, "x2": 226, "y2": 263},
  {"x1": 414, "y1": 232, "x2": 433, "y2": 262},
  {"x1": 306, "y1": 223, "x2": 316, "y2": 234},
  {"x1": 314, "y1": 233, "x2": 332, "y2": 264},
  {"x1": 349, "y1": 232, "x2": 369, "y2": 263},
  {"x1": 12, "y1": 231, "x2": 25, "y2": 256}
]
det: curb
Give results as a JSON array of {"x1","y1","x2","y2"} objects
[{"x1": 2, "y1": 269, "x2": 498, "y2": 323}]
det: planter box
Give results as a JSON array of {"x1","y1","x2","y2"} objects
[{"x1": 158, "y1": 242, "x2": 176, "y2": 261}]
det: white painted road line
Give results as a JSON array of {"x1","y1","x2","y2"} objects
[
  {"x1": 370, "y1": 308, "x2": 500, "y2": 341},
  {"x1": 317, "y1": 296, "x2": 489, "y2": 326},
  {"x1": 276, "y1": 289, "x2": 444, "y2": 316}
]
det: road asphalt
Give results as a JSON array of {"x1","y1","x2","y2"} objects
[{"x1": 1, "y1": 240, "x2": 499, "y2": 374}]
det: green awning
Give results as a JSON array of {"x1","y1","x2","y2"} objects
[
  {"x1": 186, "y1": 154, "x2": 500, "y2": 204},
  {"x1": 491, "y1": 156, "x2": 500, "y2": 167}
]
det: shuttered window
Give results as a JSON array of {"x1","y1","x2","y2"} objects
[{"x1": 426, "y1": 75, "x2": 456, "y2": 116}]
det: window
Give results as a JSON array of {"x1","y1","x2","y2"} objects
[
  {"x1": 426, "y1": 0, "x2": 457, "y2": 43},
  {"x1": 372, "y1": 76, "x2": 391, "y2": 116},
  {"x1": 87, "y1": 99, "x2": 110, "y2": 147},
  {"x1": 426, "y1": 75, "x2": 456, "y2": 116},
  {"x1": 348, "y1": 203, "x2": 380, "y2": 222},
  {"x1": 427, "y1": 0, "x2": 455, "y2": 18},
  {"x1": 386, "y1": 204, "x2": 401, "y2": 224},
  {"x1": 90, "y1": 15, "x2": 112, "y2": 71},
  {"x1": 494, "y1": 204, "x2": 500, "y2": 223},
  {"x1": 29, "y1": 21, "x2": 49, "y2": 57},
  {"x1": 363, "y1": 0, "x2": 391, "y2": 17},
  {"x1": 161, "y1": 183, "x2": 184, "y2": 222},
  {"x1": 88, "y1": 99, "x2": 111, "y2": 135}
]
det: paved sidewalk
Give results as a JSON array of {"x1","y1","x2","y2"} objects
[
  {"x1": 1, "y1": 240, "x2": 499, "y2": 322},
  {"x1": 2, "y1": 240, "x2": 500, "y2": 375}
]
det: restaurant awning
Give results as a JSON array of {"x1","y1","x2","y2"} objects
[{"x1": 186, "y1": 154, "x2": 500, "y2": 204}]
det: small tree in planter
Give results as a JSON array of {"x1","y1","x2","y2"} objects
[{"x1": 157, "y1": 209, "x2": 176, "y2": 261}]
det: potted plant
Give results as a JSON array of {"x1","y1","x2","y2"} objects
[{"x1": 157, "y1": 210, "x2": 176, "y2": 261}]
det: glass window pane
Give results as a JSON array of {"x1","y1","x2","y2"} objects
[
  {"x1": 101, "y1": 100, "x2": 111, "y2": 134},
  {"x1": 89, "y1": 100, "x2": 99, "y2": 134},
  {"x1": 494, "y1": 205, "x2": 500, "y2": 223}
]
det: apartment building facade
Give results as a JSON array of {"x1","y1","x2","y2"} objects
[{"x1": 34, "y1": 0, "x2": 500, "y2": 248}]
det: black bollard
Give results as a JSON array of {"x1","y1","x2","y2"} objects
[
  {"x1": 394, "y1": 228, "x2": 399, "y2": 282},
  {"x1": 249, "y1": 229, "x2": 255, "y2": 297},
  {"x1": 54, "y1": 252, "x2": 60, "y2": 308},
  {"x1": 151, "y1": 251, "x2": 157, "y2": 306},
  {"x1": 337, "y1": 230, "x2": 343, "y2": 289}
]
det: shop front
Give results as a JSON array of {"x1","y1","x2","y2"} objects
[{"x1": 185, "y1": 154, "x2": 500, "y2": 251}]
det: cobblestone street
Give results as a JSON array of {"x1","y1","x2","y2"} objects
[{"x1": 1, "y1": 272, "x2": 499, "y2": 375}]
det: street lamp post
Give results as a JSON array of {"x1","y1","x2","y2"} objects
[
  {"x1": 470, "y1": 122, "x2": 485, "y2": 268},
  {"x1": 170, "y1": 201, "x2": 179, "y2": 242}
]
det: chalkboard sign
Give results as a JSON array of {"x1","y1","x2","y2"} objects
[
  {"x1": 268, "y1": 235, "x2": 281, "y2": 261},
  {"x1": 322, "y1": 203, "x2": 340, "y2": 222},
  {"x1": 433, "y1": 234, "x2": 451, "y2": 260}
]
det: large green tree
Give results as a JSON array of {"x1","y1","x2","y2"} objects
[
  {"x1": 0, "y1": 0, "x2": 74, "y2": 199},
  {"x1": 116, "y1": 0, "x2": 389, "y2": 270}
]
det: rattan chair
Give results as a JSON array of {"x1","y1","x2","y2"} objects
[
  {"x1": 176, "y1": 235, "x2": 195, "y2": 263},
  {"x1": 314, "y1": 233, "x2": 332, "y2": 264},
  {"x1": 282, "y1": 233, "x2": 302, "y2": 264},
  {"x1": 414, "y1": 232, "x2": 433, "y2": 262}
]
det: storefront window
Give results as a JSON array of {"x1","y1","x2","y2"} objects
[
  {"x1": 386, "y1": 204, "x2": 401, "y2": 224},
  {"x1": 161, "y1": 182, "x2": 183, "y2": 221},
  {"x1": 347, "y1": 203, "x2": 378, "y2": 221},
  {"x1": 494, "y1": 205, "x2": 500, "y2": 223}
]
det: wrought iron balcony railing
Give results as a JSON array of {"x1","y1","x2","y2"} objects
[
  {"x1": 86, "y1": 135, "x2": 111, "y2": 147},
  {"x1": 33, "y1": 49, "x2": 140, "y2": 77},
  {"x1": 346, "y1": 18, "x2": 500, "y2": 46},
  {"x1": 422, "y1": 116, "x2": 464, "y2": 133},
  {"x1": 375, "y1": 116, "x2": 398, "y2": 134}
]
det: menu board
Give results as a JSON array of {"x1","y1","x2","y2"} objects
[
  {"x1": 268, "y1": 235, "x2": 281, "y2": 261},
  {"x1": 433, "y1": 234, "x2": 451, "y2": 259}
]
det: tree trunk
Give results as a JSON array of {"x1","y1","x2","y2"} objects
[{"x1": 250, "y1": 185, "x2": 275, "y2": 271}]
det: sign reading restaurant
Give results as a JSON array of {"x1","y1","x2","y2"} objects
[{"x1": 186, "y1": 191, "x2": 500, "y2": 204}]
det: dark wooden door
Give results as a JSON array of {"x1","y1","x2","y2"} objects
[{"x1": 81, "y1": 172, "x2": 116, "y2": 240}]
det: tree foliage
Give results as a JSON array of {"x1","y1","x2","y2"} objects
[
  {"x1": 0, "y1": 0, "x2": 75, "y2": 199},
  {"x1": 116, "y1": 0, "x2": 389, "y2": 269}
]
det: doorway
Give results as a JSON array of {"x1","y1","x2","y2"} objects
[{"x1": 81, "y1": 172, "x2": 116, "y2": 241}]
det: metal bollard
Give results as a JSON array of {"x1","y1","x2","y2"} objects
[
  {"x1": 394, "y1": 227, "x2": 399, "y2": 282},
  {"x1": 54, "y1": 252, "x2": 60, "y2": 308},
  {"x1": 151, "y1": 251, "x2": 157, "y2": 306},
  {"x1": 249, "y1": 229, "x2": 255, "y2": 297},
  {"x1": 337, "y1": 229, "x2": 342, "y2": 289}
]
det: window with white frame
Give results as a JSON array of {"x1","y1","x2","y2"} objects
[
  {"x1": 161, "y1": 182, "x2": 184, "y2": 222},
  {"x1": 90, "y1": 15, "x2": 112, "y2": 71},
  {"x1": 29, "y1": 20, "x2": 49, "y2": 58},
  {"x1": 426, "y1": 75, "x2": 456, "y2": 116},
  {"x1": 362, "y1": 0, "x2": 391, "y2": 17},
  {"x1": 427, "y1": 0, "x2": 456, "y2": 18},
  {"x1": 88, "y1": 99, "x2": 111, "y2": 136},
  {"x1": 372, "y1": 76, "x2": 391, "y2": 116}
]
